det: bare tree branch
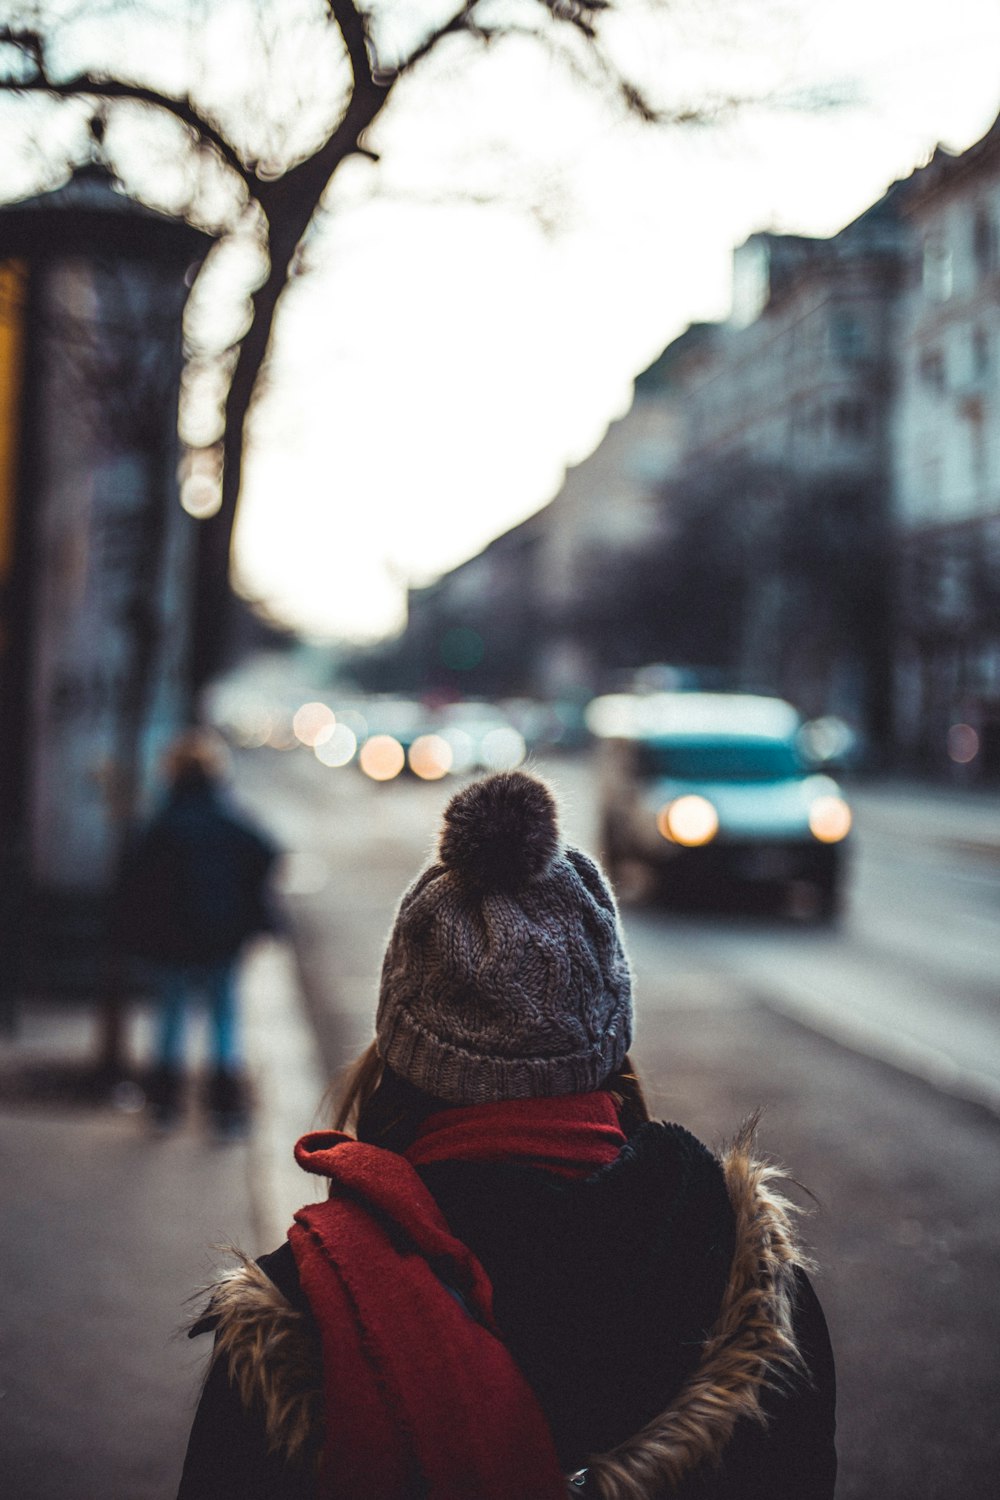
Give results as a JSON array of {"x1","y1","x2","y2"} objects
[
  {"x1": 0, "y1": 25, "x2": 256, "y2": 187},
  {"x1": 384, "y1": 3, "x2": 510, "y2": 82},
  {"x1": 545, "y1": 1, "x2": 603, "y2": 43},
  {"x1": 0, "y1": 0, "x2": 762, "y2": 684},
  {"x1": 0, "y1": 25, "x2": 44, "y2": 73},
  {"x1": 327, "y1": 0, "x2": 375, "y2": 93}
]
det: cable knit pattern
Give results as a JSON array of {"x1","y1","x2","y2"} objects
[{"x1": 376, "y1": 774, "x2": 634, "y2": 1103}]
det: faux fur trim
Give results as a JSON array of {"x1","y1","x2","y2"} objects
[
  {"x1": 194, "y1": 1248, "x2": 322, "y2": 1465},
  {"x1": 194, "y1": 1119, "x2": 812, "y2": 1496},
  {"x1": 569, "y1": 1116, "x2": 811, "y2": 1498}
]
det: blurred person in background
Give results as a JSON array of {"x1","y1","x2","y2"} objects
[
  {"x1": 177, "y1": 771, "x2": 836, "y2": 1498},
  {"x1": 112, "y1": 729, "x2": 278, "y2": 1137}
]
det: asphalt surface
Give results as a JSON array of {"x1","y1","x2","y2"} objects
[
  {"x1": 239, "y1": 744, "x2": 1000, "y2": 1500},
  {"x1": 2, "y1": 745, "x2": 997, "y2": 1499},
  {"x1": 0, "y1": 942, "x2": 326, "y2": 1500}
]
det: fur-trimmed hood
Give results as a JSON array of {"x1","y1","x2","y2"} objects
[{"x1": 195, "y1": 1121, "x2": 813, "y2": 1499}]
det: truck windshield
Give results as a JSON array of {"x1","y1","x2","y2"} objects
[{"x1": 636, "y1": 738, "x2": 803, "y2": 783}]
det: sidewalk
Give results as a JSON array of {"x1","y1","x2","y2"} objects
[
  {"x1": 846, "y1": 774, "x2": 1000, "y2": 856},
  {"x1": 0, "y1": 939, "x2": 328, "y2": 1500}
]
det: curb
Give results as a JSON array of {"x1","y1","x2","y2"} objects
[{"x1": 241, "y1": 938, "x2": 329, "y2": 1250}]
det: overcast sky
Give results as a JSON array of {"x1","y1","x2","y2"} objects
[
  {"x1": 232, "y1": 0, "x2": 1000, "y2": 642},
  {"x1": 6, "y1": 1, "x2": 1000, "y2": 642}
]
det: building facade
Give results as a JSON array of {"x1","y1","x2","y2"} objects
[
  {"x1": 388, "y1": 109, "x2": 1000, "y2": 773},
  {"x1": 399, "y1": 511, "x2": 546, "y2": 697},
  {"x1": 890, "y1": 116, "x2": 1000, "y2": 770},
  {"x1": 530, "y1": 355, "x2": 683, "y2": 699},
  {"x1": 658, "y1": 201, "x2": 907, "y2": 746}
]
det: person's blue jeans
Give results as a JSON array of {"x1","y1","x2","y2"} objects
[{"x1": 155, "y1": 961, "x2": 241, "y2": 1073}]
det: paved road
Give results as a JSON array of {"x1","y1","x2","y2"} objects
[
  {"x1": 235, "y1": 746, "x2": 1000, "y2": 1500},
  {"x1": 585, "y1": 773, "x2": 1000, "y2": 1116}
]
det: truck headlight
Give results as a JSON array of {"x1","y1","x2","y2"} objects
[
  {"x1": 808, "y1": 794, "x2": 852, "y2": 843},
  {"x1": 658, "y1": 795, "x2": 719, "y2": 847}
]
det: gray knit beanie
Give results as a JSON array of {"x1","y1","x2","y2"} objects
[{"x1": 375, "y1": 770, "x2": 633, "y2": 1104}]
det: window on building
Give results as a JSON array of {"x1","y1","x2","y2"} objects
[
  {"x1": 831, "y1": 311, "x2": 866, "y2": 363},
  {"x1": 972, "y1": 326, "x2": 992, "y2": 382},
  {"x1": 971, "y1": 421, "x2": 987, "y2": 492},
  {"x1": 973, "y1": 209, "x2": 999, "y2": 279},
  {"x1": 920, "y1": 349, "x2": 946, "y2": 391},
  {"x1": 923, "y1": 236, "x2": 953, "y2": 301}
]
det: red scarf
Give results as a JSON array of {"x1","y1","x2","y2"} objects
[
  {"x1": 406, "y1": 1090, "x2": 626, "y2": 1177},
  {"x1": 289, "y1": 1093, "x2": 624, "y2": 1499}
]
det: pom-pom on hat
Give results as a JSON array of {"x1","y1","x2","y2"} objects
[{"x1": 375, "y1": 770, "x2": 634, "y2": 1105}]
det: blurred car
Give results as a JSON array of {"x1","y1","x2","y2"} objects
[{"x1": 588, "y1": 691, "x2": 852, "y2": 918}]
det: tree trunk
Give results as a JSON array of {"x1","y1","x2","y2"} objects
[{"x1": 189, "y1": 87, "x2": 388, "y2": 687}]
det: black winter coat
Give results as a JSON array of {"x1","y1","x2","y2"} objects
[
  {"x1": 112, "y1": 783, "x2": 277, "y2": 966},
  {"x1": 178, "y1": 1121, "x2": 837, "y2": 1499}
]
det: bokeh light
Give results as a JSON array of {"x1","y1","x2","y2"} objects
[
  {"x1": 441, "y1": 727, "x2": 476, "y2": 774},
  {"x1": 359, "y1": 734, "x2": 406, "y2": 781},
  {"x1": 267, "y1": 724, "x2": 298, "y2": 750},
  {"x1": 808, "y1": 795, "x2": 853, "y2": 843},
  {"x1": 230, "y1": 708, "x2": 275, "y2": 748},
  {"x1": 947, "y1": 723, "x2": 980, "y2": 764},
  {"x1": 408, "y1": 734, "x2": 453, "y2": 780},
  {"x1": 440, "y1": 626, "x2": 485, "y2": 672},
  {"x1": 335, "y1": 708, "x2": 369, "y2": 742},
  {"x1": 480, "y1": 726, "x2": 526, "y2": 770},
  {"x1": 314, "y1": 723, "x2": 358, "y2": 768},
  {"x1": 293, "y1": 701, "x2": 336, "y2": 747},
  {"x1": 797, "y1": 715, "x2": 855, "y2": 765},
  {"x1": 658, "y1": 795, "x2": 719, "y2": 846}
]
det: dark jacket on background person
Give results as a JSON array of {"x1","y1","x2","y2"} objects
[
  {"x1": 112, "y1": 775, "x2": 277, "y2": 966},
  {"x1": 177, "y1": 1114, "x2": 837, "y2": 1500}
]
